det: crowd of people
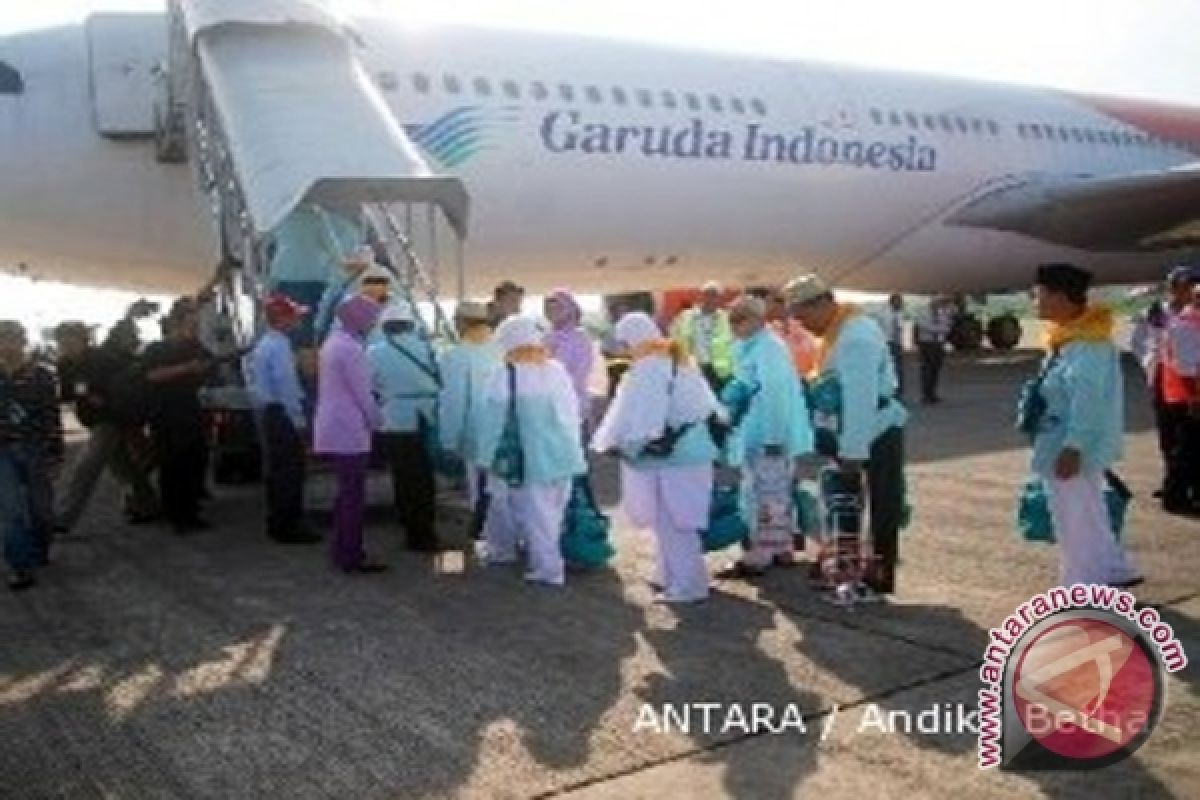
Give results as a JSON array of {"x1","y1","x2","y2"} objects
[{"x1": 2, "y1": 253, "x2": 1195, "y2": 601}]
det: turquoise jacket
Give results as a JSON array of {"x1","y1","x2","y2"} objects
[
  {"x1": 1031, "y1": 340, "x2": 1123, "y2": 476},
  {"x1": 724, "y1": 327, "x2": 814, "y2": 465},
  {"x1": 439, "y1": 340, "x2": 501, "y2": 463},
  {"x1": 819, "y1": 315, "x2": 908, "y2": 460},
  {"x1": 367, "y1": 334, "x2": 439, "y2": 434},
  {"x1": 475, "y1": 365, "x2": 587, "y2": 485}
]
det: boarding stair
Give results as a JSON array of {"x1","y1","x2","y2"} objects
[{"x1": 158, "y1": 0, "x2": 469, "y2": 349}]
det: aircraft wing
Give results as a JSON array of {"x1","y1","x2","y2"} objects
[{"x1": 947, "y1": 163, "x2": 1200, "y2": 251}]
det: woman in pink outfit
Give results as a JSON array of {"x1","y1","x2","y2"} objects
[
  {"x1": 543, "y1": 288, "x2": 594, "y2": 426},
  {"x1": 314, "y1": 294, "x2": 386, "y2": 573}
]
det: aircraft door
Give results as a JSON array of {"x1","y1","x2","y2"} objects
[{"x1": 86, "y1": 13, "x2": 166, "y2": 137}]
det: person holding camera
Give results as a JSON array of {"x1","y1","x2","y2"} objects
[
  {"x1": 474, "y1": 316, "x2": 585, "y2": 586},
  {"x1": 592, "y1": 312, "x2": 721, "y2": 604},
  {"x1": 716, "y1": 296, "x2": 814, "y2": 579},
  {"x1": 0, "y1": 320, "x2": 63, "y2": 590},
  {"x1": 142, "y1": 299, "x2": 215, "y2": 533}
]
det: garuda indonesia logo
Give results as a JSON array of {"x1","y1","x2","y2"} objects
[{"x1": 404, "y1": 105, "x2": 520, "y2": 168}]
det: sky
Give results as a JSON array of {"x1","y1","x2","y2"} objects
[{"x1": 2, "y1": 1, "x2": 1198, "y2": 335}]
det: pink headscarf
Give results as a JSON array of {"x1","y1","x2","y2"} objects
[
  {"x1": 546, "y1": 288, "x2": 582, "y2": 329},
  {"x1": 544, "y1": 289, "x2": 592, "y2": 413}
]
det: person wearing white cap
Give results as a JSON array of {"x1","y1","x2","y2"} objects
[
  {"x1": 475, "y1": 316, "x2": 586, "y2": 586},
  {"x1": 785, "y1": 273, "x2": 908, "y2": 598},
  {"x1": 367, "y1": 299, "x2": 442, "y2": 552},
  {"x1": 670, "y1": 281, "x2": 734, "y2": 391},
  {"x1": 593, "y1": 312, "x2": 722, "y2": 603},
  {"x1": 439, "y1": 301, "x2": 502, "y2": 539}
]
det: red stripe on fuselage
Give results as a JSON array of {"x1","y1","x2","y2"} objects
[{"x1": 1070, "y1": 92, "x2": 1200, "y2": 152}]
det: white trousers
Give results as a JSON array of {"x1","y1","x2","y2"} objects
[
  {"x1": 1047, "y1": 472, "x2": 1138, "y2": 587},
  {"x1": 486, "y1": 478, "x2": 570, "y2": 586},
  {"x1": 622, "y1": 464, "x2": 711, "y2": 603}
]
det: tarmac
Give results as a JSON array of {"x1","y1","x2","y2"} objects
[{"x1": 1, "y1": 351, "x2": 1197, "y2": 799}]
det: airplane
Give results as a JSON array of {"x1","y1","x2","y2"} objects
[{"x1": 1, "y1": 4, "x2": 1198, "y2": 339}]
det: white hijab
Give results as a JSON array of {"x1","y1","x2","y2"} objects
[
  {"x1": 591, "y1": 312, "x2": 719, "y2": 452},
  {"x1": 487, "y1": 315, "x2": 581, "y2": 430}
]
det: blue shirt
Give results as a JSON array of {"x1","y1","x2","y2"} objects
[
  {"x1": 247, "y1": 329, "x2": 306, "y2": 427},
  {"x1": 368, "y1": 334, "x2": 440, "y2": 433},
  {"x1": 725, "y1": 327, "x2": 814, "y2": 465},
  {"x1": 1031, "y1": 340, "x2": 1123, "y2": 476},
  {"x1": 439, "y1": 339, "x2": 502, "y2": 462},
  {"x1": 820, "y1": 314, "x2": 907, "y2": 460}
]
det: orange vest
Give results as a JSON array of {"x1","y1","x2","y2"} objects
[{"x1": 769, "y1": 319, "x2": 817, "y2": 376}]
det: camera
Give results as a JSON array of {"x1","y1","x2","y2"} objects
[{"x1": 128, "y1": 298, "x2": 161, "y2": 319}]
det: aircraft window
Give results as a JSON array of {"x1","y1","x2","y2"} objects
[
  {"x1": 889, "y1": 111, "x2": 903, "y2": 126},
  {"x1": 938, "y1": 115, "x2": 954, "y2": 132},
  {"x1": 1084, "y1": 129, "x2": 1096, "y2": 143},
  {"x1": 1017, "y1": 123, "x2": 1027, "y2": 138},
  {"x1": 614, "y1": 87, "x2": 630, "y2": 105},
  {"x1": 443, "y1": 74, "x2": 462, "y2": 94},
  {"x1": 987, "y1": 120, "x2": 1000, "y2": 135},
  {"x1": 708, "y1": 95, "x2": 723, "y2": 112},
  {"x1": 869, "y1": 108, "x2": 883, "y2": 125},
  {"x1": 637, "y1": 88, "x2": 654, "y2": 108},
  {"x1": 1096, "y1": 130, "x2": 1109, "y2": 144},
  {"x1": 1070, "y1": 128, "x2": 1082, "y2": 142},
  {"x1": 0, "y1": 61, "x2": 22, "y2": 94},
  {"x1": 502, "y1": 80, "x2": 521, "y2": 99},
  {"x1": 922, "y1": 114, "x2": 937, "y2": 130},
  {"x1": 1056, "y1": 126, "x2": 1069, "y2": 141},
  {"x1": 531, "y1": 81, "x2": 549, "y2": 101},
  {"x1": 955, "y1": 117, "x2": 969, "y2": 133},
  {"x1": 661, "y1": 90, "x2": 678, "y2": 109},
  {"x1": 1123, "y1": 132, "x2": 1136, "y2": 146},
  {"x1": 970, "y1": 118, "x2": 983, "y2": 134},
  {"x1": 685, "y1": 93, "x2": 702, "y2": 112},
  {"x1": 731, "y1": 97, "x2": 746, "y2": 114},
  {"x1": 559, "y1": 84, "x2": 575, "y2": 102},
  {"x1": 750, "y1": 98, "x2": 767, "y2": 115},
  {"x1": 1030, "y1": 125, "x2": 1043, "y2": 140},
  {"x1": 904, "y1": 111, "x2": 919, "y2": 129},
  {"x1": 473, "y1": 77, "x2": 493, "y2": 96},
  {"x1": 412, "y1": 73, "x2": 431, "y2": 94},
  {"x1": 585, "y1": 85, "x2": 603, "y2": 104}
]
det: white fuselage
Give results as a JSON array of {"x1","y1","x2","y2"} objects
[{"x1": 0, "y1": 15, "x2": 1196, "y2": 295}]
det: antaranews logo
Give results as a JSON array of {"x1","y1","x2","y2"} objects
[
  {"x1": 978, "y1": 584, "x2": 1187, "y2": 770},
  {"x1": 404, "y1": 105, "x2": 521, "y2": 168}
]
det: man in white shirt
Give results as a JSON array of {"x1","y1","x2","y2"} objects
[
  {"x1": 914, "y1": 296, "x2": 952, "y2": 404},
  {"x1": 875, "y1": 294, "x2": 906, "y2": 399}
]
